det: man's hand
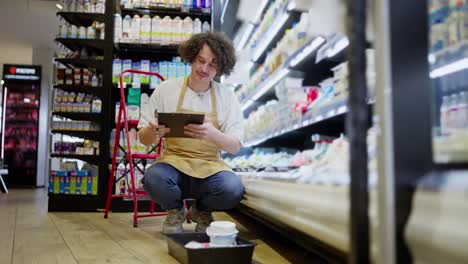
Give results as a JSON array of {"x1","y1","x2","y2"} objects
[
  {"x1": 184, "y1": 116, "x2": 219, "y2": 141},
  {"x1": 148, "y1": 120, "x2": 171, "y2": 138}
]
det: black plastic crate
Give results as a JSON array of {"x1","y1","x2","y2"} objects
[{"x1": 166, "y1": 232, "x2": 255, "y2": 264}]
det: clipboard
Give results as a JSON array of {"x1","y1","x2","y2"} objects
[{"x1": 157, "y1": 112, "x2": 205, "y2": 138}]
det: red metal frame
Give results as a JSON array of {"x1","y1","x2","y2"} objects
[{"x1": 104, "y1": 69, "x2": 187, "y2": 227}]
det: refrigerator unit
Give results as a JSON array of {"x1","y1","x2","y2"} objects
[{"x1": 1, "y1": 64, "x2": 41, "y2": 186}]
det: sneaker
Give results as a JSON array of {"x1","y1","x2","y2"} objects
[
  {"x1": 162, "y1": 208, "x2": 185, "y2": 234},
  {"x1": 190, "y1": 206, "x2": 214, "y2": 233}
]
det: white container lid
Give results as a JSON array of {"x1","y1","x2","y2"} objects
[{"x1": 206, "y1": 221, "x2": 239, "y2": 236}]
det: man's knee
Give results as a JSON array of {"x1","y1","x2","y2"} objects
[
  {"x1": 206, "y1": 172, "x2": 244, "y2": 209},
  {"x1": 143, "y1": 163, "x2": 175, "y2": 186}
]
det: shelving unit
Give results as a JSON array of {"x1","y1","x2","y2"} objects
[
  {"x1": 48, "y1": 0, "x2": 115, "y2": 212},
  {"x1": 55, "y1": 38, "x2": 105, "y2": 52},
  {"x1": 57, "y1": 11, "x2": 105, "y2": 26},
  {"x1": 55, "y1": 58, "x2": 104, "y2": 70},
  {"x1": 53, "y1": 84, "x2": 103, "y2": 96},
  {"x1": 50, "y1": 153, "x2": 101, "y2": 165},
  {"x1": 222, "y1": 1, "x2": 362, "y2": 261},
  {"x1": 51, "y1": 130, "x2": 101, "y2": 141},
  {"x1": 119, "y1": 6, "x2": 211, "y2": 21},
  {"x1": 52, "y1": 111, "x2": 102, "y2": 121}
]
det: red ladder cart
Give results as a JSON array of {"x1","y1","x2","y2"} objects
[{"x1": 104, "y1": 69, "x2": 190, "y2": 227}]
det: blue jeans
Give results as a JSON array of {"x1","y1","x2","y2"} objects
[{"x1": 142, "y1": 163, "x2": 245, "y2": 211}]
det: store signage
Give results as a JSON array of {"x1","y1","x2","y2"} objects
[{"x1": 2, "y1": 64, "x2": 41, "y2": 82}]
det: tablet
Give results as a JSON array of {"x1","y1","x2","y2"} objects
[{"x1": 157, "y1": 112, "x2": 205, "y2": 138}]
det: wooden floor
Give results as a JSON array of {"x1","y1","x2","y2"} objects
[{"x1": 0, "y1": 189, "x2": 324, "y2": 264}]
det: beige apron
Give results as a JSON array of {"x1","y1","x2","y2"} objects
[{"x1": 156, "y1": 77, "x2": 232, "y2": 179}]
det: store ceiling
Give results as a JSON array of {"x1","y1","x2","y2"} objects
[{"x1": 0, "y1": 0, "x2": 59, "y2": 50}]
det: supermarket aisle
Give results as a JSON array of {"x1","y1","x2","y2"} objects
[{"x1": 0, "y1": 189, "x2": 323, "y2": 264}]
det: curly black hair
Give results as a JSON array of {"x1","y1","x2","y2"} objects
[{"x1": 178, "y1": 32, "x2": 236, "y2": 76}]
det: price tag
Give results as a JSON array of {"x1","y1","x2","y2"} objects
[
  {"x1": 326, "y1": 110, "x2": 336, "y2": 118},
  {"x1": 338, "y1": 105, "x2": 347, "y2": 114},
  {"x1": 315, "y1": 115, "x2": 323, "y2": 122}
]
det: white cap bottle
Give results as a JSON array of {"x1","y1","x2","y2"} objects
[
  {"x1": 172, "y1": 16, "x2": 183, "y2": 43},
  {"x1": 131, "y1": 15, "x2": 141, "y2": 43},
  {"x1": 114, "y1": 14, "x2": 122, "y2": 43},
  {"x1": 193, "y1": 18, "x2": 202, "y2": 35},
  {"x1": 140, "y1": 14, "x2": 152, "y2": 43},
  {"x1": 202, "y1": 21, "x2": 210, "y2": 33},
  {"x1": 182, "y1": 17, "x2": 193, "y2": 41},
  {"x1": 122, "y1": 15, "x2": 132, "y2": 42},
  {"x1": 151, "y1": 16, "x2": 162, "y2": 44},
  {"x1": 161, "y1": 16, "x2": 173, "y2": 44}
]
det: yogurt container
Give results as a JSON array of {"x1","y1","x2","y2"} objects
[{"x1": 206, "y1": 221, "x2": 239, "y2": 247}]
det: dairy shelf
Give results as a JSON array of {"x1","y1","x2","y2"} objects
[
  {"x1": 54, "y1": 84, "x2": 104, "y2": 97},
  {"x1": 57, "y1": 11, "x2": 105, "y2": 27},
  {"x1": 55, "y1": 58, "x2": 104, "y2": 71},
  {"x1": 55, "y1": 38, "x2": 105, "y2": 52},
  {"x1": 50, "y1": 153, "x2": 100, "y2": 165},
  {"x1": 52, "y1": 111, "x2": 101, "y2": 122},
  {"x1": 120, "y1": 6, "x2": 211, "y2": 21},
  {"x1": 51, "y1": 130, "x2": 101, "y2": 141}
]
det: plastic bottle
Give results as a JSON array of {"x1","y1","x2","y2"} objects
[
  {"x1": 182, "y1": 16, "x2": 193, "y2": 41},
  {"x1": 131, "y1": 15, "x2": 141, "y2": 43},
  {"x1": 193, "y1": 18, "x2": 202, "y2": 35},
  {"x1": 449, "y1": 93, "x2": 459, "y2": 133},
  {"x1": 151, "y1": 16, "x2": 162, "y2": 44},
  {"x1": 202, "y1": 21, "x2": 210, "y2": 33},
  {"x1": 161, "y1": 16, "x2": 173, "y2": 44},
  {"x1": 114, "y1": 14, "x2": 122, "y2": 43},
  {"x1": 459, "y1": 91, "x2": 468, "y2": 129},
  {"x1": 122, "y1": 15, "x2": 132, "y2": 42},
  {"x1": 140, "y1": 15, "x2": 152, "y2": 43},
  {"x1": 116, "y1": 163, "x2": 126, "y2": 194},
  {"x1": 172, "y1": 16, "x2": 183, "y2": 43},
  {"x1": 135, "y1": 164, "x2": 145, "y2": 190},
  {"x1": 110, "y1": 129, "x2": 116, "y2": 158}
]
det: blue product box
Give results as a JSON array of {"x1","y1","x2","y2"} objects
[
  {"x1": 177, "y1": 62, "x2": 186, "y2": 78},
  {"x1": 168, "y1": 62, "x2": 177, "y2": 80},
  {"x1": 132, "y1": 61, "x2": 141, "y2": 84},
  {"x1": 49, "y1": 171, "x2": 56, "y2": 193}
]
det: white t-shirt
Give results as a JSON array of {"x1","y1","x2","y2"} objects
[{"x1": 138, "y1": 77, "x2": 244, "y2": 144}]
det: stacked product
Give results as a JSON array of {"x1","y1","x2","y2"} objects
[
  {"x1": 58, "y1": 0, "x2": 106, "y2": 13},
  {"x1": 114, "y1": 162, "x2": 150, "y2": 195},
  {"x1": 120, "y1": 0, "x2": 211, "y2": 9},
  {"x1": 58, "y1": 20, "x2": 105, "y2": 40},
  {"x1": 51, "y1": 119, "x2": 100, "y2": 131},
  {"x1": 56, "y1": 67, "x2": 102, "y2": 87},
  {"x1": 246, "y1": 0, "x2": 290, "y2": 51},
  {"x1": 53, "y1": 90, "x2": 102, "y2": 114},
  {"x1": 53, "y1": 139, "x2": 100, "y2": 155},
  {"x1": 49, "y1": 170, "x2": 98, "y2": 195},
  {"x1": 429, "y1": 0, "x2": 468, "y2": 53},
  {"x1": 237, "y1": 12, "x2": 312, "y2": 102},
  {"x1": 225, "y1": 130, "x2": 378, "y2": 186},
  {"x1": 243, "y1": 77, "x2": 306, "y2": 142},
  {"x1": 114, "y1": 14, "x2": 210, "y2": 44},
  {"x1": 112, "y1": 57, "x2": 191, "y2": 87}
]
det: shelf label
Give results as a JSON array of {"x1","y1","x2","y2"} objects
[
  {"x1": 338, "y1": 105, "x2": 347, "y2": 114},
  {"x1": 326, "y1": 110, "x2": 336, "y2": 118},
  {"x1": 315, "y1": 115, "x2": 324, "y2": 122}
]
